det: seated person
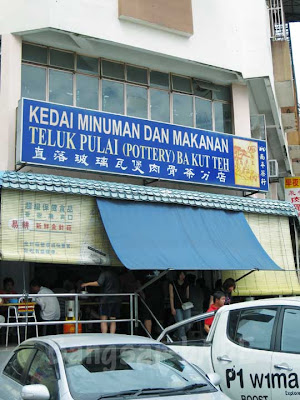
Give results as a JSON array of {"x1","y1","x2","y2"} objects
[
  {"x1": 0, "y1": 277, "x2": 17, "y2": 303},
  {"x1": 30, "y1": 279, "x2": 61, "y2": 335}
]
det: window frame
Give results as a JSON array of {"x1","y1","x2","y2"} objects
[
  {"x1": 102, "y1": 77, "x2": 125, "y2": 116},
  {"x1": 149, "y1": 87, "x2": 171, "y2": 123},
  {"x1": 25, "y1": 348, "x2": 59, "y2": 398},
  {"x1": 226, "y1": 306, "x2": 280, "y2": 352},
  {"x1": 194, "y1": 95, "x2": 213, "y2": 132},
  {"x1": 213, "y1": 99, "x2": 233, "y2": 134},
  {"x1": 21, "y1": 63, "x2": 47, "y2": 101},
  {"x1": 275, "y1": 306, "x2": 300, "y2": 354},
  {"x1": 125, "y1": 63, "x2": 149, "y2": 87},
  {"x1": 101, "y1": 58, "x2": 125, "y2": 81},
  {"x1": 21, "y1": 42, "x2": 233, "y2": 133},
  {"x1": 171, "y1": 73, "x2": 193, "y2": 94},
  {"x1": 3, "y1": 346, "x2": 37, "y2": 385},
  {"x1": 125, "y1": 82, "x2": 149, "y2": 119}
]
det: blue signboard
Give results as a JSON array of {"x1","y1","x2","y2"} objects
[{"x1": 17, "y1": 98, "x2": 269, "y2": 191}]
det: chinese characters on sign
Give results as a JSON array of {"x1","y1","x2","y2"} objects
[
  {"x1": 1, "y1": 190, "x2": 121, "y2": 265},
  {"x1": 285, "y1": 177, "x2": 300, "y2": 217},
  {"x1": 17, "y1": 98, "x2": 269, "y2": 191}
]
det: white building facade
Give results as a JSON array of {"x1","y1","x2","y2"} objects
[{"x1": 0, "y1": 0, "x2": 298, "y2": 298}]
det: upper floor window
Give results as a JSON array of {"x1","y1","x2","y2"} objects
[{"x1": 21, "y1": 43, "x2": 233, "y2": 134}]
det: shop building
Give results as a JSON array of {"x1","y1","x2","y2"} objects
[{"x1": 0, "y1": 0, "x2": 299, "y2": 297}]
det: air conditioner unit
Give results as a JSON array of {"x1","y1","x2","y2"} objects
[{"x1": 268, "y1": 159, "x2": 279, "y2": 178}]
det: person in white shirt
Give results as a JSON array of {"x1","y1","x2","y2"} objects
[{"x1": 30, "y1": 279, "x2": 60, "y2": 335}]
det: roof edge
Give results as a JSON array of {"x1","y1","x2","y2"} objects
[{"x1": 0, "y1": 171, "x2": 298, "y2": 218}]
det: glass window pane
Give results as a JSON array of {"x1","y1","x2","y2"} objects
[
  {"x1": 150, "y1": 71, "x2": 169, "y2": 90},
  {"x1": 77, "y1": 55, "x2": 99, "y2": 74},
  {"x1": 76, "y1": 75, "x2": 98, "y2": 110},
  {"x1": 233, "y1": 308, "x2": 277, "y2": 350},
  {"x1": 127, "y1": 65, "x2": 148, "y2": 85},
  {"x1": 195, "y1": 97, "x2": 212, "y2": 131},
  {"x1": 150, "y1": 89, "x2": 170, "y2": 123},
  {"x1": 281, "y1": 309, "x2": 300, "y2": 353},
  {"x1": 126, "y1": 85, "x2": 148, "y2": 119},
  {"x1": 102, "y1": 80, "x2": 124, "y2": 115},
  {"x1": 21, "y1": 65, "x2": 46, "y2": 100},
  {"x1": 172, "y1": 75, "x2": 192, "y2": 93},
  {"x1": 102, "y1": 60, "x2": 124, "y2": 80},
  {"x1": 50, "y1": 49, "x2": 74, "y2": 69},
  {"x1": 4, "y1": 349, "x2": 35, "y2": 383},
  {"x1": 213, "y1": 85, "x2": 231, "y2": 101},
  {"x1": 173, "y1": 93, "x2": 193, "y2": 127},
  {"x1": 22, "y1": 44, "x2": 47, "y2": 64},
  {"x1": 49, "y1": 69, "x2": 73, "y2": 105},
  {"x1": 214, "y1": 102, "x2": 232, "y2": 133},
  {"x1": 250, "y1": 115, "x2": 266, "y2": 140},
  {"x1": 26, "y1": 350, "x2": 58, "y2": 399},
  {"x1": 192, "y1": 80, "x2": 212, "y2": 100}
]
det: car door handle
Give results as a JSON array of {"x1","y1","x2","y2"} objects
[
  {"x1": 217, "y1": 356, "x2": 232, "y2": 362},
  {"x1": 274, "y1": 364, "x2": 293, "y2": 371}
]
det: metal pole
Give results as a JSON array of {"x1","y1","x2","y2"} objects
[
  {"x1": 75, "y1": 294, "x2": 79, "y2": 334},
  {"x1": 235, "y1": 268, "x2": 259, "y2": 283},
  {"x1": 130, "y1": 294, "x2": 134, "y2": 335},
  {"x1": 134, "y1": 293, "x2": 139, "y2": 329}
]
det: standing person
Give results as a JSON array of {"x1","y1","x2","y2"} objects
[
  {"x1": 142, "y1": 272, "x2": 164, "y2": 336},
  {"x1": 209, "y1": 277, "x2": 236, "y2": 306},
  {"x1": 81, "y1": 267, "x2": 121, "y2": 334},
  {"x1": 30, "y1": 279, "x2": 61, "y2": 335},
  {"x1": 222, "y1": 278, "x2": 236, "y2": 305},
  {"x1": 204, "y1": 291, "x2": 226, "y2": 334},
  {"x1": 169, "y1": 271, "x2": 191, "y2": 341}
]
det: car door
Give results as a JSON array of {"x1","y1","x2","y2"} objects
[
  {"x1": 0, "y1": 347, "x2": 36, "y2": 400},
  {"x1": 211, "y1": 306, "x2": 279, "y2": 400},
  {"x1": 271, "y1": 306, "x2": 300, "y2": 400}
]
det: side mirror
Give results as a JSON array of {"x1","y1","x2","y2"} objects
[
  {"x1": 207, "y1": 372, "x2": 221, "y2": 386},
  {"x1": 21, "y1": 384, "x2": 50, "y2": 400}
]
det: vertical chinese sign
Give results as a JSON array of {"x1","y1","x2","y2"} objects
[
  {"x1": 285, "y1": 177, "x2": 300, "y2": 217},
  {"x1": 1, "y1": 189, "x2": 121, "y2": 265}
]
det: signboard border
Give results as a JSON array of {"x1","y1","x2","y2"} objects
[{"x1": 17, "y1": 98, "x2": 270, "y2": 193}]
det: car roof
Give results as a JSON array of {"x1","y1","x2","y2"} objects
[
  {"x1": 219, "y1": 297, "x2": 300, "y2": 313},
  {"x1": 23, "y1": 333, "x2": 160, "y2": 349}
]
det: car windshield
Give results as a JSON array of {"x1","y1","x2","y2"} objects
[{"x1": 61, "y1": 343, "x2": 214, "y2": 400}]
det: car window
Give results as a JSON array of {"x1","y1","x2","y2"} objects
[
  {"x1": 25, "y1": 350, "x2": 58, "y2": 400},
  {"x1": 281, "y1": 308, "x2": 300, "y2": 353},
  {"x1": 3, "y1": 348, "x2": 36, "y2": 384},
  {"x1": 228, "y1": 307, "x2": 277, "y2": 350},
  {"x1": 62, "y1": 344, "x2": 215, "y2": 400}
]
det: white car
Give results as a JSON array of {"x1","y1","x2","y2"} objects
[{"x1": 0, "y1": 333, "x2": 231, "y2": 400}]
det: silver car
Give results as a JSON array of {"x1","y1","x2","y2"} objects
[{"x1": 0, "y1": 334, "x2": 231, "y2": 400}]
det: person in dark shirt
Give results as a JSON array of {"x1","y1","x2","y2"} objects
[
  {"x1": 222, "y1": 278, "x2": 236, "y2": 305},
  {"x1": 81, "y1": 268, "x2": 121, "y2": 333},
  {"x1": 169, "y1": 271, "x2": 191, "y2": 341}
]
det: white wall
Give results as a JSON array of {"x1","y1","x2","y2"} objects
[
  {"x1": 0, "y1": 34, "x2": 22, "y2": 171},
  {"x1": 0, "y1": 0, "x2": 274, "y2": 81},
  {"x1": 232, "y1": 84, "x2": 251, "y2": 137}
]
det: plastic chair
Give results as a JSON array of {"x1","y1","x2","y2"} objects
[{"x1": 6, "y1": 297, "x2": 38, "y2": 346}]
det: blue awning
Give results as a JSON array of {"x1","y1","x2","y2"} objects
[{"x1": 97, "y1": 199, "x2": 281, "y2": 271}]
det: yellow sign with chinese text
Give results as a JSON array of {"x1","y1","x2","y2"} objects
[
  {"x1": 0, "y1": 189, "x2": 122, "y2": 265},
  {"x1": 233, "y1": 138, "x2": 260, "y2": 187},
  {"x1": 285, "y1": 177, "x2": 300, "y2": 217}
]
